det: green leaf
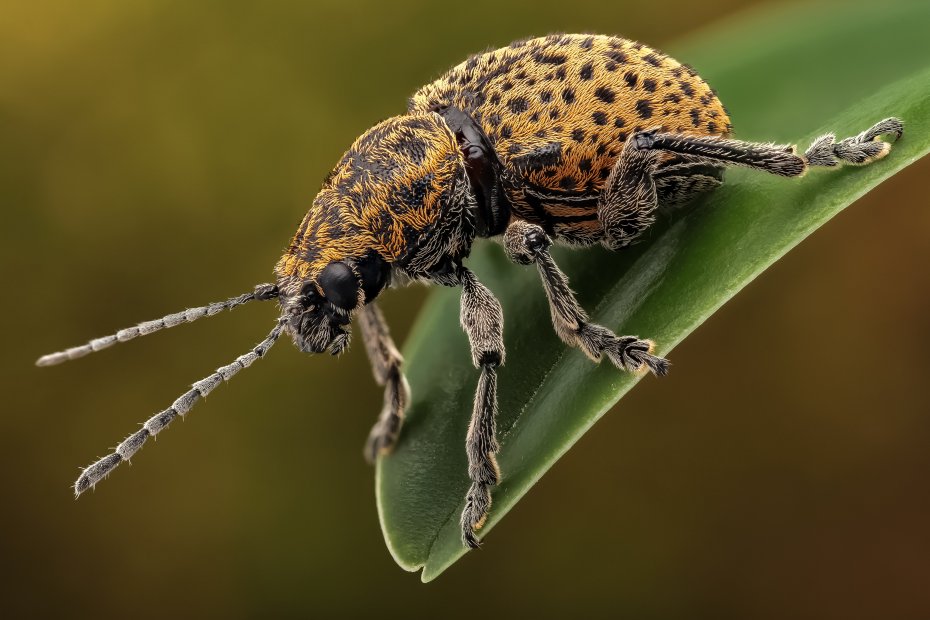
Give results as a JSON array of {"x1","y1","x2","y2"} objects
[{"x1": 377, "y1": 1, "x2": 930, "y2": 582}]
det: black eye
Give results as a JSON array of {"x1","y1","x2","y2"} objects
[{"x1": 318, "y1": 262, "x2": 359, "y2": 310}]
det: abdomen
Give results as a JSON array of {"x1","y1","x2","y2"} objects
[{"x1": 410, "y1": 34, "x2": 732, "y2": 243}]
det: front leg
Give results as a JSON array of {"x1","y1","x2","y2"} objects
[
  {"x1": 504, "y1": 219, "x2": 669, "y2": 376},
  {"x1": 358, "y1": 302, "x2": 410, "y2": 463},
  {"x1": 457, "y1": 266, "x2": 505, "y2": 548}
]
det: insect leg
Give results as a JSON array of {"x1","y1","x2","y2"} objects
[
  {"x1": 653, "y1": 161, "x2": 724, "y2": 209},
  {"x1": 630, "y1": 117, "x2": 903, "y2": 177},
  {"x1": 597, "y1": 132, "x2": 664, "y2": 250},
  {"x1": 358, "y1": 302, "x2": 410, "y2": 463},
  {"x1": 504, "y1": 219, "x2": 669, "y2": 377},
  {"x1": 456, "y1": 266, "x2": 505, "y2": 548}
]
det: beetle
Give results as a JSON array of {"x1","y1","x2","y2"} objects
[{"x1": 38, "y1": 33, "x2": 903, "y2": 549}]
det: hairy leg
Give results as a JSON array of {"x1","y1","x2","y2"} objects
[
  {"x1": 358, "y1": 302, "x2": 410, "y2": 463},
  {"x1": 596, "y1": 117, "x2": 903, "y2": 249},
  {"x1": 456, "y1": 266, "x2": 505, "y2": 548},
  {"x1": 504, "y1": 219, "x2": 669, "y2": 376}
]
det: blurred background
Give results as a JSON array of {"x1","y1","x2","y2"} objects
[{"x1": 2, "y1": 0, "x2": 928, "y2": 617}]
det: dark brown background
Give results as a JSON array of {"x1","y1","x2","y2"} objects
[{"x1": 2, "y1": 0, "x2": 928, "y2": 617}]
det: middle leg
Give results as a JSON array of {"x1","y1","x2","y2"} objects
[
  {"x1": 503, "y1": 220, "x2": 669, "y2": 376},
  {"x1": 456, "y1": 266, "x2": 505, "y2": 549}
]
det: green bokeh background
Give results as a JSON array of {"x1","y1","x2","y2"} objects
[{"x1": 2, "y1": 0, "x2": 928, "y2": 617}]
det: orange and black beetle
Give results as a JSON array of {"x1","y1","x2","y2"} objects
[{"x1": 39, "y1": 34, "x2": 902, "y2": 549}]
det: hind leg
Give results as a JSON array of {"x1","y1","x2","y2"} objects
[{"x1": 597, "y1": 117, "x2": 904, "y2": 250}]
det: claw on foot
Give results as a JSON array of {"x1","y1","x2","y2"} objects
[
  {"x1": 461, "y1": 482, "x2": 492, "y2": 549},
  {"x1": 363, "y1": 413, "x2": 402, "y2": 464},
  {"x1": 602, "y1": 336, "x2": 670, "y2": 376},
  {"x1": 804, "y1": 117, "x2": 904, "y2": 168}
]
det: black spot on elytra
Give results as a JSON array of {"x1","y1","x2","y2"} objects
[
  {"x1": 616, "y1": 133, "x2": 626, "y2": 144},
  {"x1": 614, "y1": 117, "x2": 625, "y2": 128},
  {"x1": 690, "y1": 108, "x2": 701, "y2": 127},
  {"x1": 594, "y1": 86, "x2": 615, "y2": 104},
  {"x1": 578, "y1": 158, "x2": 592, "y2": 172},
  {"x1": 663, "y1": 93, "x2": 681, "y2": 104},
  {"x1": 596, "y1": 143, "x2": 607, "y2": 155},
  {"x1": 700, "y1": 93, "x2": 714, "y2": 106},
  {"x1": 534, "y1": 128, "x2": 546, "y2": 138},
  {"x1": 533, "y1": 50, "x2": 568, "y2": 65},
  {"x1": 642, "y1": 78, "x2": 656, "y2": 93},
  {"x1": 540, "y1": 90, "x2": 553, "y2": 103},
  {"x1": 635, "y1": 100, "x2": 653, "y2": 119},
  {"x1": 604, "y1": 50, "x2": 627, "y2": 64},
  {"x1": 487, "y1": 113, "x2": 501, "y2": 127},
  {"x1": 599, "y1": 167, "x2": 611, "y2": 179},
  {"x1": 555, "y1": 66, "x2": 567, "y2": 81},
  {"x1": 526, "y1": 78, "x2": 536, "y2": 86},
  {"x1": 530, "y1": 112, "x2": 540, "y2": 123},
  {"x1": 605, "y1": 61, "x2": 617, "y2": 72},
  {"x1": 579, "y1": 61, "x2": 594, "y2": 80},
  {"x1": 543, "y1": 168, "x2": 556, "y2": 177},
  {"x1": 707, "y1": 121, "x2": 717, "y2": 134},
  {"x1": 589, "y1": 133, "x2": 599, "y2": 144},
  {"x1": 630, "y1": 41, "x2": 644, "y2": 50},
  {"x1": 490, "y1": 93, "x2": 501, "y2": 105},
  {"x1": 664, "y1": 79, "x2": 672, "y2": 86},
  {"x1": 466, "y1": 56, "x2": 479, "y2": 70},
  {"x1": 571, "y1": 128, "x2": 585, "y2": 142},
  {"x1": 502, "y1": 81, "x2": 514, "y2": 91},
  {"x1": 643, "y1": 53, "x2": 662, "y2": 67},
  {"x1": 508, "y1": 97, "x2": 529, "y2": 114},
  {"x1": 592, "y1": 111, "x2": 608, "y2": 125},
  {"x1": 624, "y1": 72, "x2": 638, "y2": 88},
  {"x1": 559, "y1": 176, "x2": 576, "y2": 190},
  {"x1": 679, "y1": 81, "x2": 694, "y2": 97},
  {"x1": 549, "y1": 108, "x2": 560, "y2": 120},
  {"x1": 500, "y1": 125, "x2": 513, "y2": 139},
  {"x1": 516, "y1": 70, "x2": 527, "y2": 80},
  {"x1": 562, "y1": 88, "x2": 576, "y2": 104},
  {"x1": 579, "y1": 36, "x2": 595, "y2": 49},
  {"x1": 507, "y1": 143, "x2": 522, "y2": 155}
]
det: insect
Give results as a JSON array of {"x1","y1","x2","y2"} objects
[{"x1": 38, "y1": 33, "x2": 903, "y2": 549}]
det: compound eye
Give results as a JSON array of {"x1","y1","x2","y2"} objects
[{"x1": 318, "y1": 262, "x2": 359, "y2": 310}]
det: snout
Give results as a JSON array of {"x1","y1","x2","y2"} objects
[{"x1": 286, "y1": 306, "x2": 352, "y2": 355}]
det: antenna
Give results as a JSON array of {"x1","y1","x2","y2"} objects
[
  {"x1": 36, "y1": 284, "x2": 279, "y2": 367},
  {"x1": 73, "y1": 316, "x2": 289, "y2": 497}
]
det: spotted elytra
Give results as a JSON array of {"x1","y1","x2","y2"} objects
[{"x1": 38, "y1": 33, "x2": 903, "y2": 550}]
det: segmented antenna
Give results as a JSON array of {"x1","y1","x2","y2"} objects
[
  {"x1": 73, "y1": 316, "x2": 288, "y2": 497},
  {"x1": 35, "y1": 284, "x2": 279, "y2": 367}
]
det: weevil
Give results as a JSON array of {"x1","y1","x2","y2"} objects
[{"x1": 38, "y1": 34, "x2": 903, "y2": 549}]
